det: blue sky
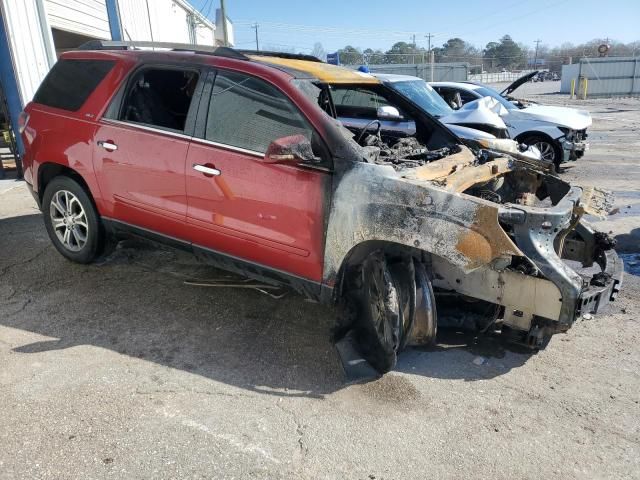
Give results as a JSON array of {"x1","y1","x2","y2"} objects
[{"x1": 189, "y1": 0, "x2": 640, "y2": 54}]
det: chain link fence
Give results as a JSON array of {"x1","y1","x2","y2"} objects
[{"x1": 346, "y1": 62, "x2": 469, "y2": 82}]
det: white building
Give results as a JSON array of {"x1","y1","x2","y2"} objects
[{"x1": 0, "y1": 0, "x2": 231, "y2": 165}]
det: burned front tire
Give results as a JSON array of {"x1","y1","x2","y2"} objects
[{"x1": 351, "y1": 251, "x2": 402, "y2": 373}]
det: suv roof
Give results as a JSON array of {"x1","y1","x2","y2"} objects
[
  {"x1": 249, "y1": 56, "x2": 380, "y2": 84},
  {"x1": 75, "y1": 40, "x2": 378, "y2": 85}
]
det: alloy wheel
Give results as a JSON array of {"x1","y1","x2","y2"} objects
[
  {"x1": 534, "y1": 141, "x2": 556, "y2": 163},
  {"x1": 49, "y1": 190, "x2": 89, "y2": 252}
]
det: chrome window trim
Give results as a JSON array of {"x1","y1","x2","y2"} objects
[
  {"x1": 101, "y1": 119, "x2": 264, "y2": 158},
  {"x1": 190, "y1": 137, "x2": 264, "y2": 158},
  {"x1": 101, "y1": 118, "x2": 193, "y2": 141}
]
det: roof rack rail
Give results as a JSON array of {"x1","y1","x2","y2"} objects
[
  {"x1": 76, "y1": 40, "x2": 249, "y2": 61},
  {"x1": 237, "y1": 50, "x2": 323, "y2": 63}
]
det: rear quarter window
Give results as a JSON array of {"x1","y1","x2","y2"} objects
[{"x1": 32, "y1": 59, "x2": 115, "y2": 112}]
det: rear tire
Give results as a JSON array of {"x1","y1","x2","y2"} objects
[
  {"x1": 352, "y1": 251, "x2": 401, "y2": 373},
  {"x1": 42, "y1": 176, "x2": 104, "y2": 264}
]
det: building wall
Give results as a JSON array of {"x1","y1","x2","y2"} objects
[
  {"x1": 118, "y1": 0, "x2": 214, "y2": 45},
  {"x1": 1, "y1": 0, "x2": 216, "y2": 109},
  {"x1": 45, "y1": 0, "x2": 110, "y2": 39},
  {"x1": 195, "y1": 23, "x2": 214, "y2": 45},
  {"x1": 0, "y1": 0, "x2": 54, "y2": 104},
  {"x1": 561, "y1": 57, "x2": 640, "y2": 96}
]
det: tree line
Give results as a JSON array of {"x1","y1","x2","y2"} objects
[{"x1": 319, "y1": 36, "x2": 640, "y2": 71}]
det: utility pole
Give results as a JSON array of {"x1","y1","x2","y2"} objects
[
  {"x1": 533, "y1": 39, "x2": 541, "y2": 69},
  {"x1": 220, "y1": 0, "x2": 229, "y2": 46},
  {"x1": 425, "y1": 33, "x2": 435, "y2": 80},
  {"x1": 424, "y1": 32, "x2": 434, "y2": 54},
  {"x1": 252, "y1": 23, "x2": 259, "y2": 51}
]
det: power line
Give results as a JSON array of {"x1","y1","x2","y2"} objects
[
  {"x1": 233, "y1": 0, "x2": 570, "y2": 44},
  {"x1": 233, "y1": 20, "x2": 426, "y2": 38},
  {"x1": 194, "y1": 0, "x2": 212, "y2": 18},
  {"x1": 204, "y1": 0, "x2": 215, "y2": 19},
  {"x1": 444, "y1": 0, "x2": 570, "y2": 39}
]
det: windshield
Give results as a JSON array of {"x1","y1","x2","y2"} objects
[
  {"x1": 473, "y1": 86, "x2": 518, "y2": 111},
  {"x1": 390, "y1": 80, "x2": 453, "y2": 117}
]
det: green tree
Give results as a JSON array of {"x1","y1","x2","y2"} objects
[
  {"x1": 434, "y1": 37, "x2": 480, "y2": 63},
  {"x1": 483, "y1": 35, "x2": 526, "y2": 70},
  {"x1": 363, "y1": 48, "x2": 386, "y2": 65},
  {"x1": 384, "y1": 41, "x2": 426, "y2": 64},
  {"x1": 337, "y1": 45, "x2": 362, "y2": 65}
]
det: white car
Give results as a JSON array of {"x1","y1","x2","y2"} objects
[
  {"x1": 364, "y1": 73, "x2": 541, "y2": 160},
  {"x1": 430, "y1": 79, "x2": 592, "y2": 166}
]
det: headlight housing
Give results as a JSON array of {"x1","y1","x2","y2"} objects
[{"x1": 558, "y1": 127, "x2": 575, "y2": 141}]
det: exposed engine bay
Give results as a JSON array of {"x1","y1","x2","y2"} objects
[{"x1": 348, "y1": 120, "x2": 455, "y2": 170}]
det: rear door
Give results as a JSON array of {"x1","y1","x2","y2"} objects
[
  {"x1": 185, "y1": 69, "x2": 330, "y2": 282},
  {"x1": 94, "y1": 65, "x2": 203, "y2": 238}
]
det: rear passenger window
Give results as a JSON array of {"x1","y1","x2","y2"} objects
[
  {"x1": 119, "y1": 68, "x2": 199, "y2": 132},
  {"x1": 205, "y1": 71, "x2": 311, "y2": 154},
  {"x1": 33, "y1": 59, "x2": 115, "y2": 111}
]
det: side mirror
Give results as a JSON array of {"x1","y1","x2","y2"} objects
[
  {"x1": 264, "y1": 134, "x2": 319, "y2": 164},
  {"x1": 376, "y1": 105, "x2": 403, "y2": 121}
]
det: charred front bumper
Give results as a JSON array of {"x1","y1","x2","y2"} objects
[{"x1": 498, "y1": 185, "x2": 623, "y2": 334}]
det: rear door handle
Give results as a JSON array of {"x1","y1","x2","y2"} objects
[
  {"x1": 193, "y1": 164, "x2": 221, "y2": 176},
  {"x1": 97, "y1": 140, "x2": 118, "y2": 151}
]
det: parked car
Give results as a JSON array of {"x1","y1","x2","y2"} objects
[
  {"x1": 371, "y1": 73, "x2": 541, "y2": 160},
  {"x1": 20, "y1": 42, "x2": 622, "y2": 373},
  {"x1": 431, "y1": 78, "x2": 592, "y2": 166}
]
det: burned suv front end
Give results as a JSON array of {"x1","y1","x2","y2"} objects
[
  {"x1": 415, "y1": 154, "x2": 622, "y2": 347},
  {"x1": 281, "y1": 64, "x2": 622, "y2": 351},
  {"x1": 491, "y1": 176, "x2": 621, "y2": 344},
  {"x1": 325, "y1": 141, "x2": 623, "y2": 349}
]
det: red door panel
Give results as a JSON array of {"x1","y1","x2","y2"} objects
[
  {"x1": 93, "y1": 121, "x2": 189, "y2": 237},
  {"x1": 185, "y1": 140, "x2": 328, "y2": 282}
]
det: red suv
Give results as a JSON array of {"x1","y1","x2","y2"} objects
[{"x1": 21, "y1": 42, "x2": 622, "y2": 373}]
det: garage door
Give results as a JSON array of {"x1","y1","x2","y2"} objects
[{"x1": 45, "y1": 0, "x2": 110, "y2": 40}]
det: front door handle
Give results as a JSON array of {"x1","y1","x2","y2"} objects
[
  {"x1": 97, "y1": 140, "x2": 118, "y2": 151},
  {"x1": 193, "y1": 164, "x2": 221, "y2": 176}
]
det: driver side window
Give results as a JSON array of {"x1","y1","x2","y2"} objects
[
  {"x1": 204, "y1": 70, "x2": 313, "y2": 154},
  {"x1": 331, "y1": 87, "x2": 391, "y2": 119}
]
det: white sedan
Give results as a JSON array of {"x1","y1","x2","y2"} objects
[{"x1": 430, "y1": 80, "x2": 591, "y2": 166}]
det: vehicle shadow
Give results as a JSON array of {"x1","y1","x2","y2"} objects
[
  {"x1": 396, "y1": 330, "x2": 532, "y2": 381},
  {"x1": 1, "y1": 213, "x2": 533, "y2": 398},
  {"x1": 615, "y1": 227, "x2": 640, "y2": 254}
]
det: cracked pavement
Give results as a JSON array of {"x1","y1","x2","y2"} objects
[{"x1": 1, "y1": 84, "x2": 639, "y2": 479}]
